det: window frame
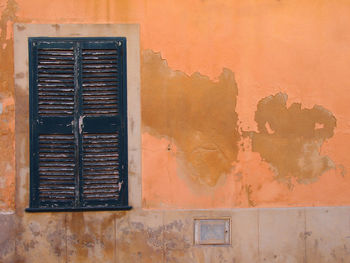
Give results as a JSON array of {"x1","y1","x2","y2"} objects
[
  {"x1": 26, "y1": 37, "x2": 131, "y2": 212},
  {"x1": 14, "y1": 24, "x2": 141, "y2": 213}
]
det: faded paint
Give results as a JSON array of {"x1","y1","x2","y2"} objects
[
  {"x1": 66, "y1": 212, "x2": 116, "y2": 262},
  {"x1": 0, "y1": 0, "x2": 17, "y2": 211},
  {"x1": 1, "y1": 0, "x2": 350, "y2": 262},
  {"x1": 0, "y1": 0, "x2": 349, "y2": 209},
  {"x1": 250, "y1": 92, "x2": 337, "y2": 183},
  {"x1": 0, "y1": 214, "x2": 16, "y2": 262},
  {"x1": 142, "y1": 50, "x2": 239, "y2": 187}
]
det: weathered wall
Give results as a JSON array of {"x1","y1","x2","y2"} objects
[
  {"x1": 1, "y1": 0, "x2": 350, "y2": 210},
  {"x1": 1, "y1": 0, "x2": 350, "y2": 262},
  {"x1": 3, "y1": 208, "x2": 350, "y2": 262}
]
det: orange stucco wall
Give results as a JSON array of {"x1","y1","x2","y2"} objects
[{"x1": 1, "y1": 0, "x2": 350, "y2": 210}]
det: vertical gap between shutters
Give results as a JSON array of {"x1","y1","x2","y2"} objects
[
  {"x1": 77, "y1": 42, "x2": 84, "y2": 208},
  {"x1": 73, "y1": 42, "x2": 81, "y2": 207}
]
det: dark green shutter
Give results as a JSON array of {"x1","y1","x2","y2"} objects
[{"x1": 28, "y1": 38, "x2": 129, "y2": 211}]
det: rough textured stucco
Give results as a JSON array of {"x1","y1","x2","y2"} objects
[
  {"x1": 142, "y1": 50, "x2": 239, "y2": 187},
  {"x1": 66, "y1": 212, "x2": 116, "y2": 262},
  {"x1": 250, "y1": 92, "x2": 337, "y2": 183},
  {"x1": 2, "y1": 208, "x2": 350, "y2": 262},
  {"x1": 141, "y1": 55, "x2": 344, "y2": 209},
  {"x1": 0, "y1": 0, "x2": 17, "y2": 211},
  {"x1": 1, "y1": 0, "x2": 350, "y2": 261},
  {"x1": 0, "y1": 214, "x2": 16, "y2": 262},
  {"x1": 0, "y1": 0, "x2": 349, "y2": 209}
]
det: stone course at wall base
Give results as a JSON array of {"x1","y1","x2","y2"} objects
[{"x1": 1, "y1": 207, "x2": 350, "y2": 263}]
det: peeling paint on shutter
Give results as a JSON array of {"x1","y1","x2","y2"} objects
[
  {"x1": 82, "y1": 133, "x2": 120, "y2": 200},
  {"x1": 37, "y1": 48, "x2": 75, "y2": 117},
  {"x1": 80, "y1": 40, "x2": 127, "y2": 208},
  {"x1": 36, "y1": 47, "x2": 76, "y2": 206},
  {"x1": 82, "y1": 48, "x2": 119, "y2": 116},
  {"x1": 38, "y1": 134, "x2": 75, "y2": 206}
]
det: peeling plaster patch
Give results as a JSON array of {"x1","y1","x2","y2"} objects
[
  {"x1": 29, "y1": 222, "x2": 41, "y2": 237},
  {"x1": 249, "y1": 93, "x2": 337, "y2": 183},
  {"x1": 117, "y1": 222, "x2": 164, "y2": 262},
  {"x1": 245, "y1": 184, "x2": 256, "y2": 207},
  {"x1": 0, "y1": 214, "x2": 15, "y2": 260},
  {"x1": 0, "y1": 174, "x2": 6, "y2": 188},
  {"x1": 15, "y1": 72, "x2": 24, "y2": 79},
  {"x1": 6, "y1": 21, "x2": 11, "y2": 39},
  {"x1": 52, "y1": 24, "x2": 60, "y2": 31},
  {"x1": 66, "y1": 212, "x2": 116, "y2": 261},
  {"x1": 0, "y1": 211, "x2": 14, "y2": 214},
  {"x1": 142, "y1": 50, "x2": 239, "y2": 186},
  {"x1": 117, "y1": 217, "x2": 192, "y2": 263},
  {"x1": 338, "y1": 164, "x2": 347, "y2": 177},
  {"x1": 0, "y1": 102, "x2": 2, "y2": 114},
  {"x1": 15, "y1": 23, "x2": 25, "y2": 31}
]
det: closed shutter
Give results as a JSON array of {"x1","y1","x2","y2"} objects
[
  {"x1": 29, "y1": 38, "x2": 129, "y2": 211},
  {"x1": 80, "y1": 40, "x2": 127, "y2": 207}
]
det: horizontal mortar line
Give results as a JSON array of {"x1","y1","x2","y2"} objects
[{"x1": 140, "y1": 206, "x2": 350, "y2": 212}]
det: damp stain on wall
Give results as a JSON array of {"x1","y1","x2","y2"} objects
[
  {"x1": 117, "y1": 222, "x2": 164, "y2": 263},
  {"x1": 66, "y1": 212, "x2": 117, "y2": 262},
  {"x1": 0, "y1": 0, "x2": 18, "y2": 211},
  {"x1": 141, "y1": 50, "x2": 240, "y2": 186},
  {"x1": 249, "y1": 92, "x2": 337, "y2": 183}
]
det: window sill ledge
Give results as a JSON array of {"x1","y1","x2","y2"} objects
[{"x1": 25, "y1": 206, "x2": 132, "y2": 212}]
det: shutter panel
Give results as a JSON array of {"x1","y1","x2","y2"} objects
[
  {"x1": 80, "y1": 40, "x2": 127, "y2": 207},
  {"x1": 30, "y1": 40, "x2": 76, "y2": 208}
]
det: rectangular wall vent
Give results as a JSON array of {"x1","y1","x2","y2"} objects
[{"x1": 194, "y1": 218, "x2": 231, "y2": 245}]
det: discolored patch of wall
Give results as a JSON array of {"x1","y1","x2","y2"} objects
[
  {"x1": 115, "y1": 211, "x2": 164, "y2": 263},
  {"x1": 15, "y1": 213, "x2": 66, "y2": 263},
  {"x1": 249, "y1": 92, "x2": 337, "y2": 183},
  {"x1": 142, "y1": 50, "x2": 239, "y2": 186},
  {"x1": 0, "y1": 213, "x2": 16, "y2": 262},
  {"x1": 66, "y1": 212, "x2": 116, "y2": 263}
]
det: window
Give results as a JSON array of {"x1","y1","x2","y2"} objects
[{"x1": 26, "y1": 37, "x2": 131, "y2": 211}]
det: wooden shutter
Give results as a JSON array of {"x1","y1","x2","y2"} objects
[
  {"x1": 80, "y1": 40, "x2": 128, "y2": 208},
  {"x1": 29, "y1": 38, "x2": 129, "y2": 211}
]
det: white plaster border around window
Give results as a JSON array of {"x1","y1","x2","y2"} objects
[{"x1": 14, "y1": 24, "x2": 141, "y2": 211}]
